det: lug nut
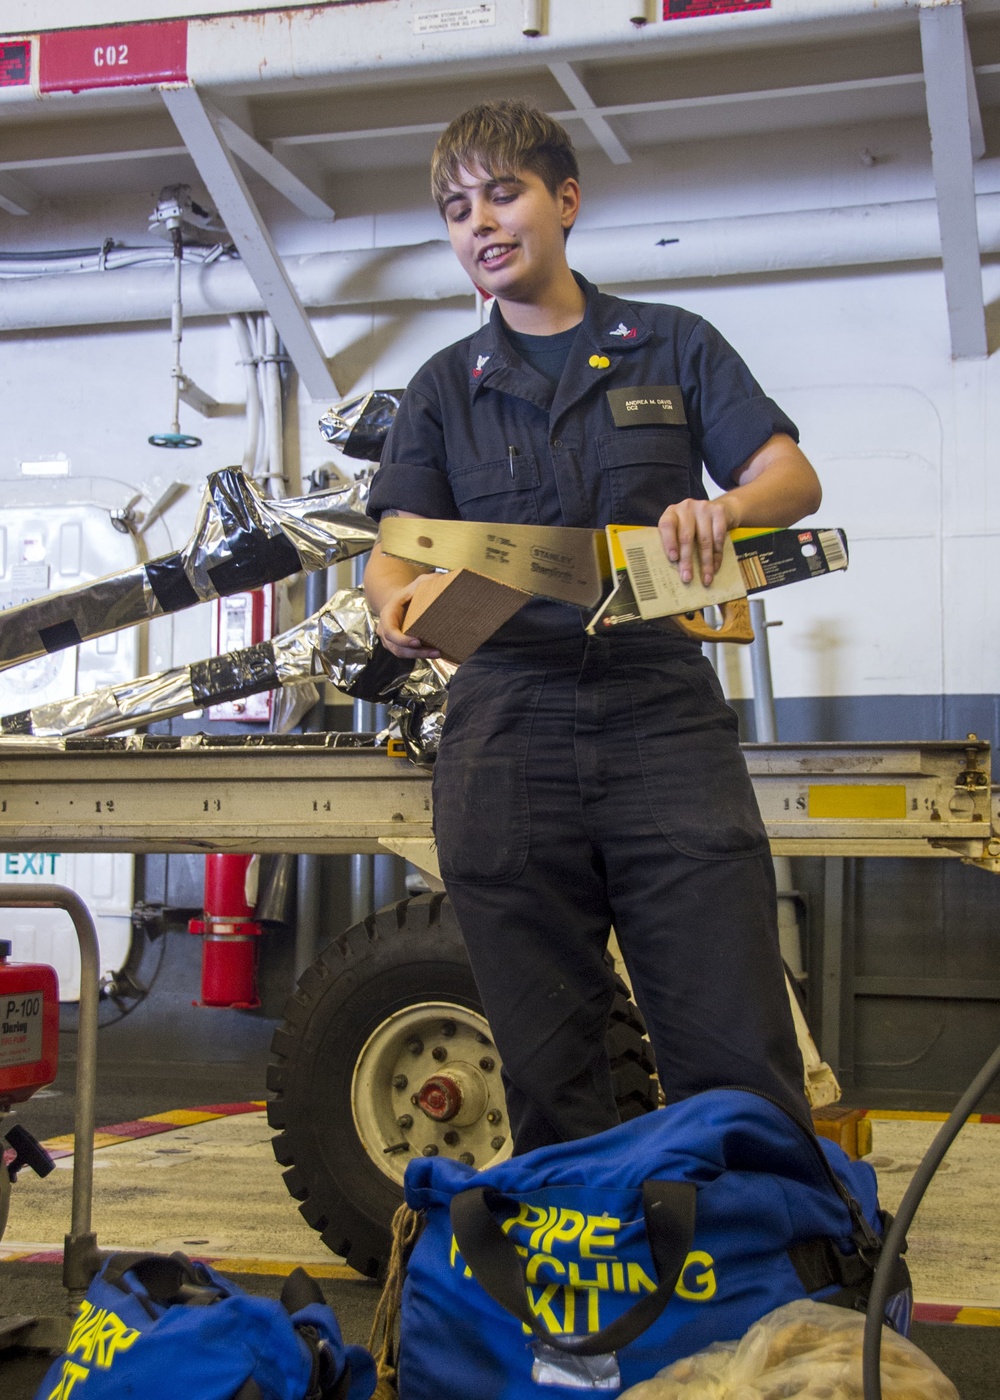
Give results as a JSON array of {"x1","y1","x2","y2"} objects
[
  {"x1": 476, "y1": 1033, "x2": 490, "y2": 1045},
  {"x1": 392, "y1": 1074, "x2": 408, "y2": 1090},
  {"x1": 407, "y1": 1038, "x2": 424, "y2": 1056},
  {"x1": 410, "y1": 1094, "x2": 419, "y2": 1106},
  {"x1": 443, "y1": 1130, "x2": 459, "y2": 1146},
  {"x1": 490, "y1": 1136, "x2": 506, "y2": 1151},
  {"x1": 422, "y1": 1144, "x2": 439, "y2": 1157},
  {"x1": 479, "y1": 1056, "x2": 495, "y2": 1072},
  {"x1": 486, "y1": 1110, "x2": 502, "y2": 1125},
  {"x1": 396, "y1": 1114, "x2": 413, "y2": 1129},
  {"x1": 432, "y1": 1046, "x2": 448, "y2": 1062},
  {"x1": 441, "y1": 1021, "x2": 457, "y2": 1037},
  {"x1": 459, "y1": 1152, "x2": 475, "y2": 1166}
]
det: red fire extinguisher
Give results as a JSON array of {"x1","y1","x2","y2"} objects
[{"x1": 188, "y1": 854, "x2": 264, "y2": 1008}]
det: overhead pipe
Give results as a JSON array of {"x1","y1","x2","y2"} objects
[{"x1": 0, "y1": 194, "x2": 998, "y2": 332}]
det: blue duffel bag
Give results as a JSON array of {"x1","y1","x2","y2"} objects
[
  {"x1": 35, "y1": 1251, "x2": 377, "y2": 1400},
  {"x1": 399, "y1": 1089, "x2": 910, "y2": 1397}
]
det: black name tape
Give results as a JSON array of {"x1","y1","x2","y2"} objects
[{"x1": 606, "y1": 386, "x2": 687, "y2": 427}]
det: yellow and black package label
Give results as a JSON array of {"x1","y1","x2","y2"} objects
[
  {"x1": 449, "y1": 1197, "x2": 718, "y2": 1338},
  {"x1": 732, "y1": 527, "x2": 848, "y2": 595}
]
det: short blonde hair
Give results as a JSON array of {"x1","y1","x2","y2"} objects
[{"x1": 431, "y1": 100, "x2": 579, "y2": 214}]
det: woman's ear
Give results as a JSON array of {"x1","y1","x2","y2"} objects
[{"x1": 559, "y1": 178, "x2": 581, "y2": 231}]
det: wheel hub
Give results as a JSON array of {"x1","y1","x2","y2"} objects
[
  {"x1": 351, "y1": 1001, "x2": 511, "y2": 1185},
  {"x1": 416, "y1": 1063, "x2": 489, "y2": 1124}
]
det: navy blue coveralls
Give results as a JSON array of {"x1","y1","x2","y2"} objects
[{"x1": 369, "y1": 275, "x2": 809, "y2": 1153}]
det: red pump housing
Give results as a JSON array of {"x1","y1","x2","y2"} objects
[
  {"x1": 0, "y1": 940, "x2": 59, "y2": 1108},
  {"x1": 189, "y1": 853, "x2": 264, "y2": 1008}
]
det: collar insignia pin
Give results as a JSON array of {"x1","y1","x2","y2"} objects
[
  {"x1": 609, "y1": 323, "x2": 637, "y2": 340},
  {"x1": 472, "y1": 354, "x2": 490, "y2": 379}
]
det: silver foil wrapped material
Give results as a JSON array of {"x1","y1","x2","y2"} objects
[
  {"x1": 0, "y1": 468, "x2": 377, "y2": 674},
  {"x1": 384, "y1": 658, "x2": 452, "y2": 766},
  {"x1": 0, "y1": 589, "x2": 437, "y2": 740},
  {"x1": 318, "y1": 390, "x2": 403, "y2": 462}
]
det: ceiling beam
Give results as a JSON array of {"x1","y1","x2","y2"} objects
[
  {"x1": 160, "y1": 84, "x2": 339, "y2": 401},
  {"x1": 205, "y1": 102, "x2": 336, "y2": 221},
  {"x1": 268, "y1": 70, "x2": 928, "y2": 152},
  {"x1": 919, "y1": 0, "x2": 987, "y2": 360},
  {"x1": 547, "y1": 62, "x2": 631, "y2": 166},
  {"x1": 0, "y1": 173, "x2": 37, "y2": 216}
]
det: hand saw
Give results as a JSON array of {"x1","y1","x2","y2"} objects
[{"x1": 381, "y1": 517, "x2": 611, "y2": 609}]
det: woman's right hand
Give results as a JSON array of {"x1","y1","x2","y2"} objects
[{"x1": 376, "y1": 574, "x2": 442, "y2": 659}]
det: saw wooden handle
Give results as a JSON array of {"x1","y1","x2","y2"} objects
[{"x1": 672, "y1": 598, "x2": 754, "y2": 644}]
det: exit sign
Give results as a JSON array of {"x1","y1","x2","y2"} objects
[
  {"x1": 665, "y1": 0, "x2": 771, "y2": 17},
  {"x1": 39, "y1": 20, "x2": 187, "y2": 93}
]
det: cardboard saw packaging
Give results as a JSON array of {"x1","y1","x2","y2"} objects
[{"x1": 391, "y1": 520, "x2": 849, "y2": 661}]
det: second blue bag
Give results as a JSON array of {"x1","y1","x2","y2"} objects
[{"x1": 399, "y1": 1088, "x2": 910, "y2": 1398}]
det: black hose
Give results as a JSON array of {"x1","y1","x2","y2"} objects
[{"x1": 863, "y1": 1037, "x2": 1000, "y2": 1399}]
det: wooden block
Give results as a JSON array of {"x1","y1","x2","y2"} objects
[
  {"x1": 402, "y1": 568, "x2": 531, "y2": 664},
  {"x1": 811, "y1": 1106, "x2": 872, "y2": 1160}
]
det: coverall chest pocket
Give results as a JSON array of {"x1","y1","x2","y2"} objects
[
  {"x1": 450, "y1": 454, "x2": 542, "y2": 525},
  {"x1": 597, "y1": 428, "x2": 692, "y2": 524}
]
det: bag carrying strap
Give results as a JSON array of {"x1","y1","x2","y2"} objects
[
  {"x1": 450, "y1": 1179, "x2": 696, "y2": 1358},
  {"x1": 101, "y1": 1252, "x2": 226, "y2": 1317}
]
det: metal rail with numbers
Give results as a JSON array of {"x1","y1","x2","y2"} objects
[{"x1": 0, "y1": 733, "x2": 996, "y2": 871}]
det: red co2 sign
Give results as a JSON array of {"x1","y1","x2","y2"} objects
[{"x1": 39, "y1": 21, "x2": 187, "y2": 93}]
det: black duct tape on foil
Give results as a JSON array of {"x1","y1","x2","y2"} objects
[
  {"x1": 38, "y1": 619, "x2": 84, "y2": 653},
  {"x1": 190, "y1": 642, "x2": 280, "y2": 708},
  {"x1": 338, "y1": 641, "x2": 414, "y2": 701},
  {"x1": 146, "y1": 554, "x2": 201, "y2": 614},
  {"x1": 0, "y1": 710, "x2": 33, "y2": 735},
  {"x1": 345, "y1": 390, "x2": 404, "y2": 462},
  {"x1": 207, "y1": 531, "x2": 302, "y2": 596}
]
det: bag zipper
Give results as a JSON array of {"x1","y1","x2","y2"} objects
[{"x1": 718, "y1": 1085, "x2": 883, "y2": 1263}]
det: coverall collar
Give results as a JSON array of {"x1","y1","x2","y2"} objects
[{"x1": 467, "y1": 274, "x2": 653, "y2": 419}]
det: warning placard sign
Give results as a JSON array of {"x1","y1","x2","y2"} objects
[
  {"x1": 665, "y1": 0, "x2": 771, "y2": 18},
  {"x1": 0, "y1": 40, "x2": 30, "y2": 86}
]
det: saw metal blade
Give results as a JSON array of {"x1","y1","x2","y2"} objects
[{"x1": 381, "y1": 517, "x2": 611, "y2": 608}]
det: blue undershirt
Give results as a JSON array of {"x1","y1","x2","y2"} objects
[{"x1": 503, "y1": 323, "x2": 580, "y2": 387}]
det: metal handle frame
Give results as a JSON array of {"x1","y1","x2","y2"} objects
[{"x1": 0, "y1": 883, "x2": 102, "y2": 1306}]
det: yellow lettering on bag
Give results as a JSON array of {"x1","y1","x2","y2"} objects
[
  {"x1": 627, "y1": 1263, "x2": 657, "y2": 1295},
  {"x1": 46, "y1": 1359, "x2": 90, "y2": 1400},
  {"x1": 529, "y1": 1207, "x2": 560, "y2": 1252},
  {"x1": 580, "y1": 1215, "x2": 620, "y2": 1259},
  {"x1": 541, "y1": 1209, "x2": 586, "y2": 1255},
  {"x1": 674, "y1": 1251, "x2": 717, "y2": 1301},
  {"x1": 502, "y1": 1202, "x2": 549, "y2": 1239},
  {"x1": 448, "y1": 1234, "x2": 472, "y2": 1278},
  {"x1": 611, "y1": 1262, "x2": 626, "y2": 1292},
  {"x1": 568, "y1": 1263, "x2": 607, "y2": 1333},
  {"x1": 562, "y1": 1285, "x2": 576, "y2": 1333},
  {"x1": 526, "y1": 1283, "x2": 564, "y2": 1334},
  {"x1": 65, "y1": 1299, "x2": 140, "y2": 1369},
  {"x1": 526, "y1": 1253, "x2": 565, "y2": 1285},
  {"x1": 568, "y1": 1261, "x2": 609, "y2": 1292}
]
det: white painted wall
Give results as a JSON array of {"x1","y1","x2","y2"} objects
[{"x1": 0, "y1": 103, "x2": 996, "y2": 715}]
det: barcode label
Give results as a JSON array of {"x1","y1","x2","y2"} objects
[
  {"x1": 818, "y1": 530, "x2": 847, "y2": 570},
  {"x1": 624, "y1": 546, "x2": 657, "y2": 602},
  {"x1": 739, "y1": 554, "x2": 768, "y2": 592}
]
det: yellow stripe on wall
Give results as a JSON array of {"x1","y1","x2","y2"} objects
[{"x1": 808, "y1": 785, "x2": 907, "y2": 820}]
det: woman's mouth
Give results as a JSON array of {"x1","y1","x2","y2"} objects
[{"x1": 478, "y1": 243, "x2": 516, "y2": 270}]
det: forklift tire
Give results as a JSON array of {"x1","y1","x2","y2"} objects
[{"x1": 267, "y1": 893, "x2": 657, "y2": 1280}]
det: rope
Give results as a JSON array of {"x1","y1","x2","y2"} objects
[{"x1": 367, "y1": 1204, "x2": 423, "y2": 1400}]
